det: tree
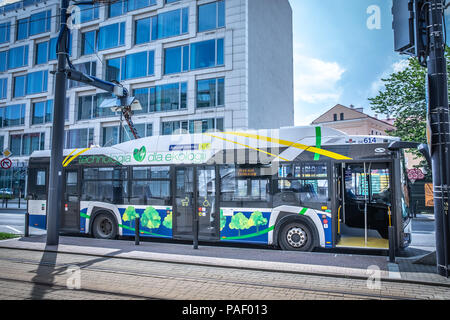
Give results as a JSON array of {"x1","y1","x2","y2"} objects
[
  {"x1": 249, "y1": 211, "x2": 268, "y2": 232},
  {"x1": 220, "y1": 209, "x2": 226, "y2": 231},
  {"x1": 369, "y1": 47, "x2": 450, "y2": 175},
  {"x1": 141, "y1": 206, "x2": 161, "y2": 232},
  {"x1": 163, "y1": 212, "x2": 172, "y2": 229},
  {"x1": 122, "y1": 206, "x2": 140, "y2": 227},
  {"x1": 229, "y1": 212, "x2": 252, "y2": 236}
]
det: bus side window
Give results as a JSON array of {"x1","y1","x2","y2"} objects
[{"x1": 36, "y1": 170, "x2": 46, "y2": 186}]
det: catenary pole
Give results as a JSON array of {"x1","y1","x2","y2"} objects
[
  {"x1": 427, "y1": 0, "x2": 449, "y2": 277},
  {"x1": 46, "y1": 0, "x2": 69, "y2": 245}
]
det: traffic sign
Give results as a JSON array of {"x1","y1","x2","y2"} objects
[
  {"x1": 2, "y1": 148, "x2": 11, "y2": 158},
  {"x1": 1, "y1": 158, "x2": 12, "y2": 169}
]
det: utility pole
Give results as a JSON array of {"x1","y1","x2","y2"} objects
[
  {"x1": 392, "y1": 0, "x2": 449, "y2": 277},
  {"x1": 46, "y1": 0, "x2": 69, "y2": 245},
  {"x1": 45, "y1": 0, "x2": 140, "y2": 246},
  {"x1": 426, "y1": 0, "x2": 449, "y2": 277}
]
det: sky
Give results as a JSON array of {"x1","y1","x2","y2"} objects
[{"x1": 288, "y1": 0, "x2": 450, "y2": 126}]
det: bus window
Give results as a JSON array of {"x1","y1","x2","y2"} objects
[
  {"x1": 274, "y1": 178, "x2": 328, "y2": 209},
  {"x1": 274, "y1": 162, "x2": 329, "y2": 210},
  {"x1": 36, "y1": 170, "x2": 46, "y2": 186},
  {"x1": 81, "y1": 167, "x2": 128, "y2": 204},
  {"x1": 130, "y1": 166, "x2": 171, "y2": 205},
  {"x1": 220, "y1": 165, "x2": 271, "y2": 208}
]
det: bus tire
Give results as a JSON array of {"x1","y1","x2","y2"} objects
[
  {"x1": 92, "y1": 212, "x2": 118, "y2": 240},
  {"x1": 278, "y1": 220, "x2": 316, "y2": 251}
]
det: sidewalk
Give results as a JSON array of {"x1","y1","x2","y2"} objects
[{"x1": 0, "y1": 234, "x2": 449, "y2": 287}]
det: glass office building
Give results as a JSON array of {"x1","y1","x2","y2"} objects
[{"x1": 0, "y1": 0, "x2": 293, "y2": 198}]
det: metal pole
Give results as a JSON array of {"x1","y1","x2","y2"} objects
[
  {"x1": 24, "y1": 211, "x2": 29, "y2": 237},
  {"x1": 118, "y1": 112, "x2": 123, "y2": 144},
  {"x1": 135, "y1": 217, "x2": 140, "y2": 245},
  {"x1": 46, "y1": 0, "x2": 69, "y2": 246},
  {"x1": 426, "y1": 0, "x2": 449, "y2": 277}
]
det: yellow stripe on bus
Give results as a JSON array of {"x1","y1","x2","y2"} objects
[
  {"x1": 62, "y1": 148, "x2": 91, "y2": 167},
  {"x1": 205, "y1": 133, "x2": 290, "y2": 162},
  {"x1": 222, "y1": 131, "x2": 352, "y2": 160}
]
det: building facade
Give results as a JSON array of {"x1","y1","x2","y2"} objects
[
  {"x1": 311, "y1": 104, "x2": 395, "y2": 136},
  {"x1": 0, "y1": 0, "x2": 294, "y2": 196}
]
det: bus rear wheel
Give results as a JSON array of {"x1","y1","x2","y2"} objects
[
  {"x1": 92, "y1": 213, "x2": 118, "y2": 240},
  {"x1": 279, "y1": 221, "x2": 315, "y2": 251}
]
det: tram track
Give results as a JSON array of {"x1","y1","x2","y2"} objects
[{"x1": 0, "y1": 254, "x2": 427, "y2": 300}]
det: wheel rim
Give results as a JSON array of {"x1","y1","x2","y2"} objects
[
  {"x1": 286, "y1": 226, "x2": 307, "y2": 248},
  {"x1": 97, "y1": 217, "x2": 113, "y2": 237}
]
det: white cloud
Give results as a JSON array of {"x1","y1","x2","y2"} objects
[
  {"x1": 293, "y1": 46, "x2": 346, "y2": 104},
  {"x1": 369, "y1": 59, "x2": 409, "y2": 96}
]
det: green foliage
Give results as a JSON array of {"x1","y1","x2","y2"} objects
[
  {"x1": 141, "y1": 206, "x2": 161, "y2": 231},
  {"x1": 122, "y1": 206, "x2": 139, "y2": 223},
  {"x1": 369, "y1": 47, "x2": 450, "y2": 176},
  {"x1": 229, "y1": 212, "x2": 252, "y2": 236},
  {"x1": 163, "y1": 212, "x2": 172, "y2": 229},
  {"x1": 220, "y1": 209, "x2": 226, "y2": 231},
  {"x1": 249, "y1": 211, "x2": 268, "y2": 232}
]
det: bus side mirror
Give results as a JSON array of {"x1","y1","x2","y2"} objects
[{"x1": 418, "y1": 144, "x2": 431, "y2": 167}]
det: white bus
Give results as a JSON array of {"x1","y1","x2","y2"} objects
[{"x1": 26, "y1": 126, "x2": 415, "y2": 251}]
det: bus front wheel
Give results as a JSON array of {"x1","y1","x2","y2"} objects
[
  {"x1": 279, "y1": 221, "x2": 316, "y2": 251},
  {"x1": 92, "y1": 213, "x2": 118, "y2": 240}
]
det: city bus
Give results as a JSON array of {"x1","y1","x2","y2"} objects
[{"x1": 26, "y1": 126, "x2": 415, "y2": 251}]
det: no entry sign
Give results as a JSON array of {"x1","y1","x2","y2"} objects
[{"x1": 1, "y1": 158, "x2": 12, "y2": 169}]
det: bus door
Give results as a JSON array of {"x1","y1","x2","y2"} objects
[
  {"x1": 61, "y1": 169, "x2": 80, "y2": 231},
  {"x1": 173, "y1": 166, "x2": 219, "y2": 241},
  {"x1": 335, "y1": 162, "x2": 391, "y2": 249}
]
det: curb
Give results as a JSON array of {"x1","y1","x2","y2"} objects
[{"x1": 1, "y1": 243, "x2": 449, "y2": 288}]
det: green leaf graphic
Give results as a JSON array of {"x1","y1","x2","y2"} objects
[{"x1": 133, "y1": 146, "x2": 146, "y2": 162}]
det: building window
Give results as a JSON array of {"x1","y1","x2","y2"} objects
[
  {"x1": 161, "y1": 118, "x2": 224, "y2": 135},
  {"x1": 108, "y1": 0, "x2": 127, "y2": 18},
  {"x1": 81, "y1": 30, "x2": 97, "y2": 55},
  {"x1": 7, "y1": 45, "x2": 29, "y2": 69},
  {"x1": 0, "y1": 78, "x2": 7, "y2": 99},
  {"x1": 165, "y1": 0, "x2": 180, "y2": 3},
  {"x1": 340, "y1": 113, "x2": 344, "y2": 120},
  {"x1": 97, "y1": 22, "x2": 125, "y2": 51},
  {"x1": 102, "y1": 123, "x2": 153, "y2": 147},
  {"x1": 32, "y1": 100, "x2": 53, "y2": 124},
  {"x1": 190, "y1": 38, "x2": 224, "y2": 70},
  {"x1": 65, "y1": 128, "x2": 94, "y2": 149},
  {"x1": 333, "y1": 114, "x2": 337, "y2": 121},
  {"x1": 164, "y1": 38, "x2": 224, "y2": 75},
  {"x1": 16, "y1": 10, "x2": 51, "y2": 40},
  {"x1": 0, "y1": 51, "x2": 6, "y2": 71},
  {"x1": 135, "y1": 7, "x2": 188, "y2": 45},
  {"x1": 10, "y1": 132, "x2": 45, "y2": 156},
  {"x1": 26, "y1": 70, "x2": 48, "y2": 95},
  {"x1": 135, "y1": 16, "x2": 156, "y2": 44},
  {"x1": 29, "y1": 10, "x2": 52, "y2": 36},
  {"x1": 132, "y1": 82, "x2": 187, "y2": 113},
  {"x1": 106, "y1": 51, "x2": 154, "y2": 81},
  {"x1": 108, "y1": 0, "x2": 157, "y2": 18},
  {"x1": 1, "y1": 104, "x2": 25, "y2": 128},
  {"x1": 74, "y1": 4, "x2": 99, "y2": 24},
  {"x1": 198, "y1": 0, "x2": 225, "y2": 32},
  {"x1": 77, "y1": 93, "x2": 115, "y2": 120},
  {"x1": 69, "y1": 62, "x2": 96, "y2": 88},
  {"x1": 13, "y1": 76, "x2": 26, "y2": 98},
  {"x1": 0, "y1": 22, "x2": 11, "y2": 44},
  {"x1": 197, "y1": 78, "x2": 224, "y2": 108},
  {"x1": 32, "y1": 98, "x2": 69, "y2": 124},
  {"x1": 34, "y1": 37, "x2": 64, "y2": 64}
]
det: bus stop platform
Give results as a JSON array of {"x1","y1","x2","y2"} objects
[{"x1": 0, "y1": 234, "x2": 449, "y2": 287}]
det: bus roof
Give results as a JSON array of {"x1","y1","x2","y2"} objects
[{"x1": 30, "y1": 125, "x2": 400, "y2": 165}]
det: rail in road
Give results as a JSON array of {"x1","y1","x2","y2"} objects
[{"x1": 0, "y1": 248, "x2": 448, "y2": 300}]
